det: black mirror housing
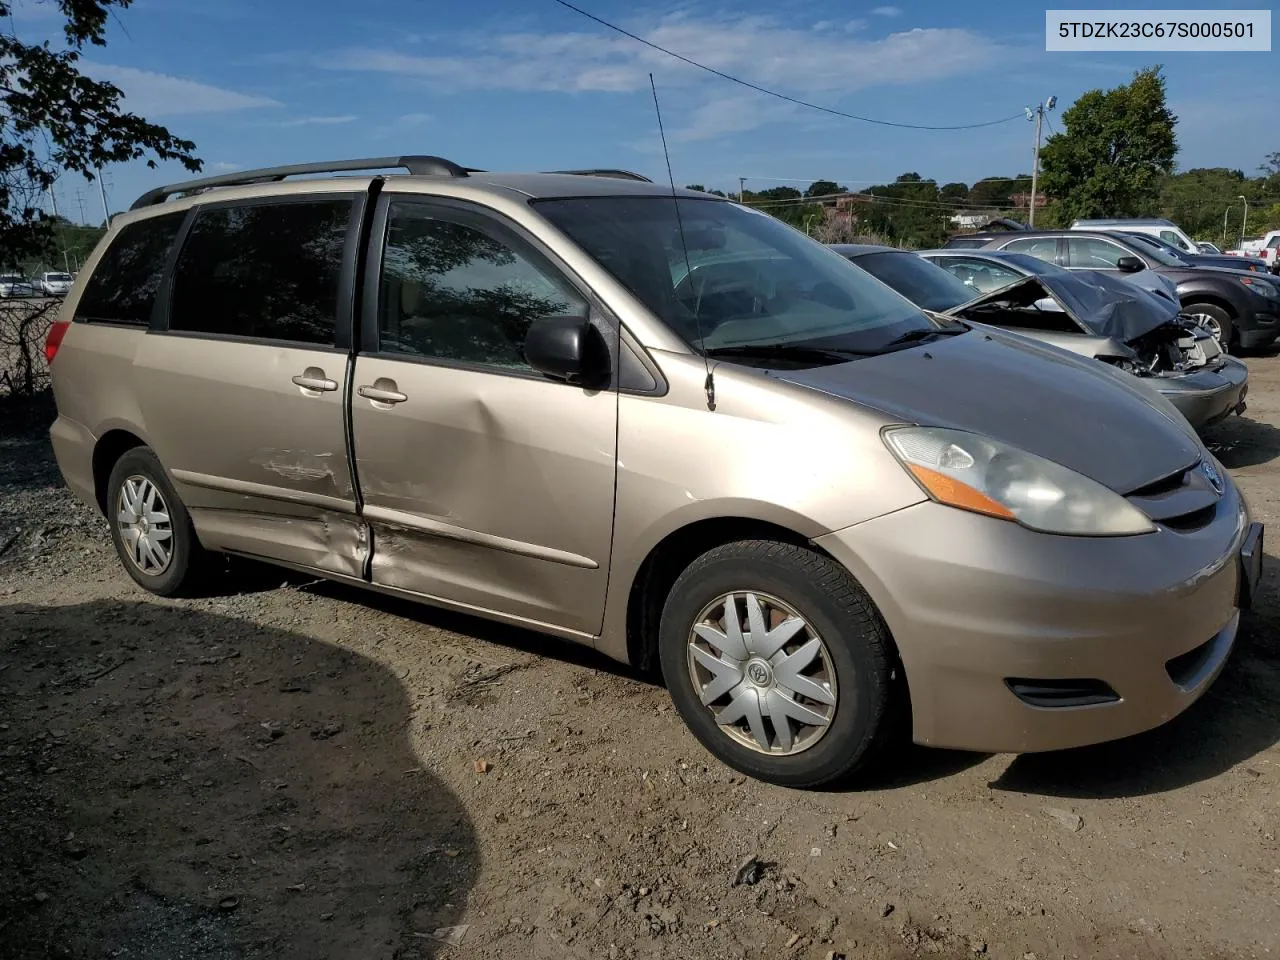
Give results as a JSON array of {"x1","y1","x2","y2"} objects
[
  {"x1": 524, "y1": 315, "x2": 610, "y2": 387},
  {"x1": 1115, "y1": 255, "x2": 1145, "y2": 273}
]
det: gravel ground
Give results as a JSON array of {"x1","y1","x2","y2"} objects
[{"x1": 2, "y1": 372, "x2": 1279, "y2": 960}]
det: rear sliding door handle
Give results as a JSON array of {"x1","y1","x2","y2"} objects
[
  {"x1": 357, "y1": 381, "x2": 408, "y2": 405},
  {"x1": 292, "y1": 367, "x2": 338, "y2": 393}
]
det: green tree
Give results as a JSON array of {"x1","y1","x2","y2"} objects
[
  {"x1": 939, "y1": 182, "x2": 969, "y2": 203},
  {"x1": 805, "y1": 180, "x2": 841, "y2": 198},
  {"x1": 0, "y1": 1, "x2": 201, "y2": 265},
  {"x1": 1039, "y1": 65, "x2": 1177, "y2": 220}
]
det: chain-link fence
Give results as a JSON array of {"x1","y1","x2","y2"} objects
[{"x1": 0, "y1": 299, "x2": 59, "y2": 397}]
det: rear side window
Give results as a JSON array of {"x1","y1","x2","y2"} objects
[
  {"x1": 74, "y1": 212, "x2": 185, "y2": 325},
  {"x1": 1001, "y1": 237, "x2": 1059, "y2": 261},
  {"x1": 1065, "y1": 237, "x2": 1127, "y2": 268},
  {"x1": 169, "y1": 199, "x2": 352, "y2": 345}
]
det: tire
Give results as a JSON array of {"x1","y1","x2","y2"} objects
[
  {"x1": 1182, "y1": 302, "x2": 1234, "y2": 352},
  {"x1": 658, "y1": 539, "x2": 903, "y2": 788},
  {"x1": 106, "y1": 446, "x2": 212, "y2": 597}
]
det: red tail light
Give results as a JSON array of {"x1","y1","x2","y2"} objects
[{"x1": 44, "y1": 320, "x2": 70, "y2": 365}]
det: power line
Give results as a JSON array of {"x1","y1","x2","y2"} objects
[
  {"x1": 744, "y1": 190, "x2": 1017, "y2": 211},
  {"x1": 551, "y1": 0, "x2": 1027, "y2": 131}
]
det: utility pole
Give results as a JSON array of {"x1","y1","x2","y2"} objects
[
  {"x1": 47, "y1": 187, "x2": 71, "y2": 273},
  {"x1": 1224, "y1": 205, "x2": 1231, "y2": 247},
  {"x1": 97, "y1": 168, "x2": 111, "y2": 226},
  {"x1": 74, "y1": 191, "x2": 87, "y2": 224},
  {"x1": 738, "y1": 177, "x2": 746, "y2": 204},
  {"x1": 1025, "y1": 95, "x2": 1056, "y2": 227},
  {"x1": 1237, "y1": 194, "x2": 1249, "y2": 250}
]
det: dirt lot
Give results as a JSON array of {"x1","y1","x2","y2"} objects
[{"x1": 2, "y1": 365, "x2": 1279, "y2": 960}]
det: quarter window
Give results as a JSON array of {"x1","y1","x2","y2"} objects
[
  {"x1": 75, "y1": 212, "x2": 185, "y2": 326},
  {"x1": 377, "y1": 202, "x2": 588, "y2": 371},
  {"x1": 169, "y1": 199, "x2": 353, "y2": 345}
]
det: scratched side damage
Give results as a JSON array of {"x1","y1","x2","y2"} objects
[
  {"x1": 250, "y1": 450, "x2": 341, "y2": 487},
  {"x1": 371, "y1": 525, "x2": 601, "y2": 635},
  {"x1": 189, "y1": 507, "x2": 368, "y2": 578}
]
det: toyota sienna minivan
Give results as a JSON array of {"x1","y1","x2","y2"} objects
[{"x1": 44, "y1": 156, "x2": 1263, "y2": 787}]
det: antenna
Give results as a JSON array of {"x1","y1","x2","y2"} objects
[{"x1": 649, "y1": 73, "x2": 715, "y2": 412}]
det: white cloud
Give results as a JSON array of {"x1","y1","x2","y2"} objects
[
  {"x1": 871, "y1": 6, "x2": 902, "y2": 17},
  {"x1": 397, "y1": 112, "x2": 433, "y2": 126},
  {"x1": 81, "y1": 62, "x2": 280, "y2": 116},
  {"x1": 212, "y1": 161, "x2": 242, "y2": 171},
  {"x1": 278, "y1": 115, "x2": 358, "y2": 127},
  {"x1": 324, "y1": 14, "x2": 1007, "y2": 99}
]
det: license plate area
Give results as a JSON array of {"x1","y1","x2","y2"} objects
[{"x1": 1239, "y1": 522, "x2": 1264, "y2": 610}]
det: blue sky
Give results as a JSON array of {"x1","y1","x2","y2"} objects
[{"x1": 11, "y1": 0, "x2": 1277, "y2": 222}]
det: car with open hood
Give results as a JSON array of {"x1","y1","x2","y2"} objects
[
  {"x1": 946, "y1": 229, "x2": 1280, "y2": 351},
  {"x1": 832, "y1": 244, "x2": 1249, "y2": 432},
  {"x1": 44, "y1": 155, "x2": 1263, "y2": 788}
]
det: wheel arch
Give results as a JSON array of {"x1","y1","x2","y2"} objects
[
  {"x1": 92, "y1": 428, "x2": 149, "y2": 514},
  {"x1": 623, "y1": 515, "x2": 844, "y2": 678}
]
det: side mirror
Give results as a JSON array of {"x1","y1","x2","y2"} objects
[
  {"x1": 1115, "y1": 255, "x2": 1145, "y2": 273},
  {"x1": 524, "y1": 314, "x2": 610, "y2": 387}
]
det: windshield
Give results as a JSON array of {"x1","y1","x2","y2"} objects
[
  {"x1": 535, "y1": 197, "x2": 938, "y2": 356},
  {"x1": 1124, "y1": 232, "x2": 1191, "y2": 263},
  {"x1": 1111, "y1": 234, "x2": 1184, "y2": 266},
  {"x1": 844, "y1": 250, "x2": 976, "y2": 312}
]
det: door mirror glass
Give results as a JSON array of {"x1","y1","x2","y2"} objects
[
  {"x1": 524, "y1": 315, "x2": 610, "y2": 386},
  {"x1": 1115, "y1": 255, "x2": 1145, "y2": 273}
]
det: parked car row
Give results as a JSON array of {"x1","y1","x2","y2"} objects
[
  {"x1": 42, "y1": 157, "x2": 1263, "y2": 789},
  {"x1": 0, "y1": 271, "x2": 75, "y2": 298}
]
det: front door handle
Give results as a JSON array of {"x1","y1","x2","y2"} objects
[
  {"x1": 357, "y1": 379, "x2": 408, "y2": 405},
  {"x1": 292, "y1": 367, "x2": 338, "y2": 393}
]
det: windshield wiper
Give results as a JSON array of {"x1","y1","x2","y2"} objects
[
  {"x1": 881, "y1": 325, "x2": 966, "y2": 348},
  {"x1": 702, "y1": 343, "x2": 868, "y2": 363}
]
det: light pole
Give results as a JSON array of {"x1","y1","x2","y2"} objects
[
  {"x1": 1237, "y1": 194, "x2": 1249, "y2": 250},
  {"x1": 1026, "y1": 95, "x2": 1056, "y2": 227},
  {"x1": 738, "y1": 177, "x2": 746, "y2": 204}
]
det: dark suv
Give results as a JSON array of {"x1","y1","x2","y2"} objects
[{"x1": 947, "y1": 229, "x2": 1280, "y2": 351}]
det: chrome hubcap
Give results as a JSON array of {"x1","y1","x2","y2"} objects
[
  {"x1": 686, "y1": 591, "x2": 837, "y2": 756},
  {"x1": 116, "y1": 475, "x2": 174, "y2": 575}
]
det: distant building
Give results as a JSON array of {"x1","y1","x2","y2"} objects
[
  {"x1": 949, "y1": 211, "x2": 990, "y2": 230},
  {"x1": 1010, "y1": 192, "x2": 1049, "y2": 209}
]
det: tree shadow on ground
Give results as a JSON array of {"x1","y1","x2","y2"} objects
[
  {"x1": 0, "y1": 599, "x2": 477, "y2": 960},
  {"x1": 1205, "y1": 414, "x2": 1280, "y2": 469},
  {"x1": 991, "y1": 556, "x2": 1280, "y2": 799}
]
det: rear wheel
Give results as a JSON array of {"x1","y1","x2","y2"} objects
[
  {"x1": 658, "y1": 539, "x2": 903, "y2": 788},
  {"x1": 106, "y1": 446, "x2": 212, "y2": 597},
  {"x1": 1182, "y1": 303, "x2": 1234, "y2": 352}
]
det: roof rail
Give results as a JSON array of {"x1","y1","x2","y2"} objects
[
  {"x1": 544, "y1": 168, "x2": 653, "y2": 183},
  {"x1": 130, "y1": 155, "x2": 471, "y2": 210}
]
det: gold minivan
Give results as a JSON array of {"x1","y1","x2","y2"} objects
[{"x1": 45, "y1": 156, "x2": 1263, "y2": 787}]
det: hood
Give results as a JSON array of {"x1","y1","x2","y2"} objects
[
  {"x1": 776, "y1": 328, "x2": 1201, "y2": 494},
  {"x1": 943, "y1": 271, "x2": 1180, "y2": 343}
]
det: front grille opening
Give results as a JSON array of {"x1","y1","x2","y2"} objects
[
  {"x1": 1005, "y1": 678, "x2": 1120, "y2": 708},
  {"x1": 1127, "y1": 466, "x2": 1191, "y2": 498},
  {"x1": 1160, "y1": 503, "x2": 1217, "y2": 532},
  {"x1": 1166, "y1": 637, "x2": 1215, "y2": 689}
]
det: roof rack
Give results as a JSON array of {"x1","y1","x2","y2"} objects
[
  {"x1": 130, "y1": 155, "x2": 472, "y2": 210},
  {"x1": 544, "y1": 168, "x2": 653, "y2": 183}
]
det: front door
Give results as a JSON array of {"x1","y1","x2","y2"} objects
[
  {"x1": 350, "y1": 196, "x2": 619, "y2": 637},
  {"x1": 135, "y1": 192, "x2": 368, "y2": 576}
]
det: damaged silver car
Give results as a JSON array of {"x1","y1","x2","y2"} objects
[{"x1": 832, "y1": 244, "x2": 1249, "y2": 432}]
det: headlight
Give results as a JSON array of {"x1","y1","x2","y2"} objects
[
  {"x1": 883, "y1": 426, "x2": 1156, "y2": 536},
  {"x1": 1241, "y1": 277, "x2": 1278, "y2": 298}
]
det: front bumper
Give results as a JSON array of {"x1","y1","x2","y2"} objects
[
  {"x1": 1236, "y1": 308, "x2": 1279, "y2": 348},
  {"x1": 1157, "y1": 356, "x2": 1248, "y2": 430},
  {"x1": 815, "y1": 481, "x2": 1254, "y2": 754}
]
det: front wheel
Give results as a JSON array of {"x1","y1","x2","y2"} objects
[
  {"x1": 106, "y1": 446, "x2": 212, "y2": 597},
  {"x1": 658, "y1": 539, "x2": 903, "y2": 788},
  {"x1": 1183, "y1": 303, "x2": 1234, "y2": 352}
]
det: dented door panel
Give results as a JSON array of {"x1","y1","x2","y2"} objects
[
  {"x1": 133, "y1": 334, "x2": 364, "y2": 575},
  {"x1": 351, "y1": 356, "x2": 617, "y2": 636}
]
